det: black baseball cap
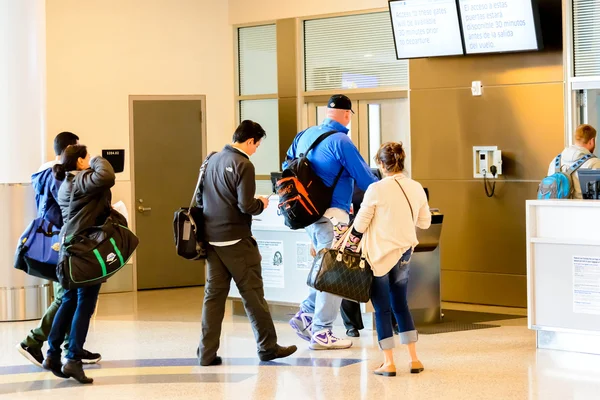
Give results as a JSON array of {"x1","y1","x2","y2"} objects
[{"x1": 327, "y1": 95, "x2": 354, "y2": 114}]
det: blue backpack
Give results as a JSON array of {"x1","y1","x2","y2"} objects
[
  {"x1": 14, "y1": 218, "x2": 61, "y2": 281},
  {"x1": 538, "y1": 154, "x2": 595, "y2": 199}
]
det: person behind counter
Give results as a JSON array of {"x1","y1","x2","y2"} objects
[
  {"x1": 546, "y1": 124, "x2": 600, "y2": 199},
  {"x1": 347, "y1": 142, "x2": 431, "y2": 377}
]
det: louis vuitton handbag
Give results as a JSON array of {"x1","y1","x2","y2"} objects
[{"x1": 307, "y1": 226, "x2": 373, "y2": 303}]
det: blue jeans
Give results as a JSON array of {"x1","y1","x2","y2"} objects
[
  {"x1": 301, "y1": 217, "x2": 343, "y2": 333},
  {"x1": 47, "y1": 284, "x2": 102, "y2": 360},
  {"x1": 371, "y1": 249, "x2": 417, "y2": 350}
]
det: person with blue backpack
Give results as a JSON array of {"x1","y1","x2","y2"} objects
[
  {"x1": 284, "y1": 95, "x2": 378, "y2": 350},
  {"x1": 17, "y1": 132, "x2": 101, "y2": 368},
  {"x1": 539, "y1": 124, "x2": 600, "y2": 199}
]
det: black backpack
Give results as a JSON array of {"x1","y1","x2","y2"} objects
[{"x1": 276, "y1": 131, "x2": 343, "y2": 230}]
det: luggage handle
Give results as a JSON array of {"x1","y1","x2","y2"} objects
[
  {"x1": 333, "y1": 223, "x2": 367, "y2": 268},
  {"x1": 36, "y1": 221, "x2": 58, "y2": 237}
]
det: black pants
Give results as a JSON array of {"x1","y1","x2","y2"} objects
[
  {"x1": 341, "y1": 300, "x2": 397, "y2": 331},
  {"x1": 199, "y1": 238, "x2": 278, "y2": 364}
]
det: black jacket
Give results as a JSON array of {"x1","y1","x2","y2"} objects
[
  {"x1": 201, "y1": 145, "x2": 264, "y2": 242},
  {"x1": 57, "y1": 157, "x2": 116, "y2": 239}
]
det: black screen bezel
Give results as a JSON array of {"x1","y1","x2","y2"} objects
[{"x1": 388, "y1": 0, "x2": 466, "y2": 60}]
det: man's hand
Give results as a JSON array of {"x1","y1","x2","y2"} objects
[{"x1": 258, "y1": 196, "x2": 269, "y2": 209}]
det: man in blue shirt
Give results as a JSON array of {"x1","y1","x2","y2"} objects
[{"x1": 284, "y1": 95, "x2": 377, "y2": 350}]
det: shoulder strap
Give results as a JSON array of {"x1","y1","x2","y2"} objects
[
  {"x1": 394, "y1": 178, "x2": 414, "y2": 223},
  {"x1": 553, "y1": 154, "x2": 562, "y2": 174},
  {"x1": 301, "y1": 130, "x2": 345, "y2": 189},
  {"x1": 303, "y1": 130, "x2": 339, "y2": 157},
  {"x1": 191, "y1": 151, "x2": 217, "y2": 208},
  {"x1": 566, "y1": 154, "x2": 595, "y2": 176}
]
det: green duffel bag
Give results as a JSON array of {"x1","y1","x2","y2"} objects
[{"x1": 58, "y1": 213, "x2": 139, "y2": 289}]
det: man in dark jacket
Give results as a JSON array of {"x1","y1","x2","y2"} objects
[
  {"x1": 17, "y1": 132, "x2": 101, "y2": 368},
  {"x1": 198, "y1": 120, "x2": 297, "y2": 366}
]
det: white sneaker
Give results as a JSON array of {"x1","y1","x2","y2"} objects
[{"x1": 309, "y1": 329, "x2": 353, "y2": 350}]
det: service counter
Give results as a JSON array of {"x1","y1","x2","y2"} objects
[
  {"x1": 527, "y1": 200, "x2": 600, "y2": 355},
  {"x1": 229, "y1": 196, "x2": 444, "y2": 325}
]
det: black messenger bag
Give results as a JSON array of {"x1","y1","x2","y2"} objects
[{"x1": 173, "y1": 152, "x2": 216, "y2": 260}]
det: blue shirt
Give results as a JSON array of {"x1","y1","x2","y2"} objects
[{"x1": 283, "y1": 119, "x2": 378, "y2": 213}]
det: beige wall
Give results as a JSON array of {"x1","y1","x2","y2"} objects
[
  {"x1": 46, "y1": 0, "x2": 234, "y2": 174},
  {"x1": 410, "y1": 52, "x2": 564, "y2": 307},
  {"x1": 46, "y1": 0, "x2": 234, "y2": 239},
  {"x1": 228, "y1": 0, "x2": 388, "y2": 25}
]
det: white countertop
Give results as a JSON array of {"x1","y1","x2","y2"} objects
[{"x1": 526, "y1": 199, "x2": 600, "y2": 207}]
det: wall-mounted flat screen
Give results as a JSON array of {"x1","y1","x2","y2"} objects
[
  {"x1": 458, "y1": 0, "x2": 543, "y2": 54},
  {"x1": 389, "y1": 0, "x2": 464, "y2": 59}
]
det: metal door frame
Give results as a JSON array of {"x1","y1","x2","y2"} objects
[{"x1": 128, "y1": 95, "x2": 207, "y2": 291}]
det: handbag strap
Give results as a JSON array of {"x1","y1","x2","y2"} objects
[
  {"x1": 333, "y1": 222, "x2": 366, "y2": 260},
  {"x1": 190, "y1": 151, "x2": 217, "y2": 209},
  {"x1": 394, "y1": 177, "x2": 414, "y2": 223}
]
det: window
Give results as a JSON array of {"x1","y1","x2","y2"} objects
[
  {"x1": 240, "y1": 99, "x2": 280, "y2": 175},
  {"x1": 236, "y1": 25, "x2": 279, "y2": 178},
  {"x1": 574, "y1": 1, "x2": 600, "y2": 77},
  {"x1": 238, "y1": 25, "x2": 278, "y2": 95},
  {"x1": 304, "y1": 12, "x2": 409, "y2": 92}
]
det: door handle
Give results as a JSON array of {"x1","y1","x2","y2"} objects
[{"x1": 138, "y1": 206, "x2": 152, "y2": 213}]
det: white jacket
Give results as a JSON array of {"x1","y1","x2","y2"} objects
[
  {"x1": 547, "y1": 146, "x2": 600, "y2": 199},
  {"x1": 353, "y1": 175, "x2": 431, "y2": 277}
]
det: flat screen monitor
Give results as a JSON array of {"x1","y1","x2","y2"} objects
[
  {"x1": 578, "y1": 169, "x2": 600, "y2": 200},
  {"x1": 458, "y1": 0, "x2": 543, "y2": 54},
  {"x1": 388, "y1": 0, "x2": 465, "y2": 59}
]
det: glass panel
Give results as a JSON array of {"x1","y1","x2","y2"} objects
[
  {"x1": 304, "y1": 12, "x2": 408, "y2": 91},
  {"x1": 366, "y1": 99, "x2": 411, "y2": 176},
  {"x1": 574, "y1": 1, "x2": 600, "y2": 77},
  {"x1": 580, "y1": 89, "x2": 600, "y2": 157},
  {"x1": 240, "y1": 99, "x2": 280, "y2": 175},
  {"x1": 239, "y1": 25, "x2": 278, "y2": 95},
  {"x1": 368, "y1": 104, "x2": 381, "y2": 168}
]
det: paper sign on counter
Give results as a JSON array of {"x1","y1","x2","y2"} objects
[
  {"x1": 258, "y1": 240, "x2": 285, "y2": 288},
  {"x1": 573, "y1": 256, "x2": 600, "y2": 315}
]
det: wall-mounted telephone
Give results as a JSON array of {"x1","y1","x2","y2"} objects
[{"x1": 473, "y1": 146, "x2": 502, "y2": 179}]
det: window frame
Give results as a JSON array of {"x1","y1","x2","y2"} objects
[{"x1": 234, "y1": 22, "x2": 279, "y2": 179}]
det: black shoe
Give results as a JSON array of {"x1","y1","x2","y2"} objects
[
  {"x1": 393, "y1": 325, "x2": 400, "y2": 335},
  {"x1": 42, "y1": 355, "x2": 68, "y2": 379},
  {"x1": 346, "y1": 328, "x2": 360, "y2": 338},
  {"x1": 16, "y1": 343, "x2": 44, "y2": 368},
  {"x1": 80, "y1": 349, "x2": 102, "y2": 365},
  {"x1": 199, "y1": 356, "x2": 223, "y2": 367},
  {"x1": 62, "y1": 360, "x2": 93, "y2": 384},
  {"x1": 259, "y1": 345, "x2": 298, "y2": 362}
]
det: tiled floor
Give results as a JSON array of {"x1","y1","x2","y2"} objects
[{"x1": 1, "y1": 287, "x2": 600, "y2": 399}]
